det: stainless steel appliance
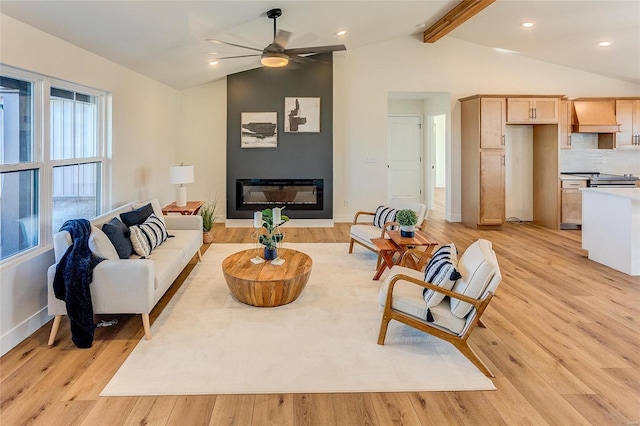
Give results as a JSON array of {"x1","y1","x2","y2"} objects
[{"x1": 563, "y1": 172, "x2": 638, "y2": 188}]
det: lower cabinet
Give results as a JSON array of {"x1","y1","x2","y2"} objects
[
  {"x1": 479, "y1": 150, "x2": 505, "y2": 225},
  {"x1": 561, "y1": 180, "x2": 587, "y2": 225}
]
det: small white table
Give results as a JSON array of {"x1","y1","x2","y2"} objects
[{"x1": 581, "y1": 188, "x2": 640, "y2": 276}]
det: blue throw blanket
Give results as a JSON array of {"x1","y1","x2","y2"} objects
[{"x1": 53, "y1": 219, "x2": 104, "y2": 348}]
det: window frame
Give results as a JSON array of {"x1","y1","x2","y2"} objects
[{"x1": 0, "y1": 66, "x2": 108, "y2": 266}]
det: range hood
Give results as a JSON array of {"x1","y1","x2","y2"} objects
[{"x1": 572, "y1": 100, "x2": 621, "y2": 133}]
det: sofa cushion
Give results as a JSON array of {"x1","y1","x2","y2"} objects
[
  {"x1": 120, "y1": 202, "x2": 154, "y2": 227},
  {"x1": 373, "y1": 206, "x2": 398, "y2": 228},
  {"x1": 88, "y1": 226, "x2": 119, "y2": 260},
  {"x1": 129, "y1": 214, "x2": 168, "y2": 257},
  {"x1": 450, "y1": 240, "x2": 499, "y2": 318},
  {"x1": 102, "y1": 217, "x2": 133, "y2": 259},
  {"x1": 423, "y1": 244, "x2": 461, "y2": 310}
]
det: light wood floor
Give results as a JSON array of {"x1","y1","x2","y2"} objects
[{"x1": 2, "y1": 199, "x2": 639, "y2": 425}]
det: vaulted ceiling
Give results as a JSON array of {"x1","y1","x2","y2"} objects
[{"x1": 2, "y1": 1, "x2": 638, "y2": 90}]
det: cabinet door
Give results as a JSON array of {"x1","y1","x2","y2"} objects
[
  {"x1": 616, "y1": 99, "x2": 640, "y2": 147},
  {"x1": 480, "y1": 98, "x2": 505, "y2": 148},
  {"x1": 532, "y1": 99, "x2": 558, "y2": 122},
  {"x1": 559, "y1": 100, "x2": 572, "y2": 149},
  {"x1": 506, "y1": 98, "x2": 532, "y2": 123},
  {"x1": 480, "y1": 150, "x2": 505, "y2": 225},
  {"x1": 561, "y1": 189, "x2": 583, "y2": 224}
]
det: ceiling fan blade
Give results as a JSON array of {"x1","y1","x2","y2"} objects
[
  {"x1": 206, "y1": 39, "x2": 263, "y2": 53},
  {"x1": 289, "y1": 55, "x2": 317, "y2": 64},
  {"x1": 216, "y1": 54, "x2": 262, "y2": 60},
  {"x1": 274, "y1": 30, "x2": 292, "y2": 48},
  {"x1": 284, "y1": 45, "x2": 347, "y2": 55}
]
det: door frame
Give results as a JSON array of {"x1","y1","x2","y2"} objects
[
  {"x1": 387, "y1": 114, "x2": 424, "y2": 204},
  {"x1": 426, "y1": 111, "x2": 447, "y2": 211}
]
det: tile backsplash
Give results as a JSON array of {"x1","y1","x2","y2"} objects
[{"x1": 560, "y1": 133, "x2": 640, "y2": 176}]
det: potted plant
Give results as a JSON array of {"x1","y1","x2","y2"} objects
[
  {"x1": 199, "y1": 198, "x2": 218, "y2": 244},
  {"x1": 396, "y1": 208, "x2": 418, "y2": 238},
  {"x1": 258, "y1": 207, "x2": 289, "y2": 260}
]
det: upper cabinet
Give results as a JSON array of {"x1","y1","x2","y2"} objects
[
  {"x1": 480, "y1": 98, "x2": 506, "y2": 149},
  {"x1": 559, "y1": 100, "x2": 572, "y2": 150},
  {"x1": 615, "y1": 99, "x2": 640, "y2": 148},
  {"x1": 507, "y1": 98, "x2": 559, "y2": 124}
]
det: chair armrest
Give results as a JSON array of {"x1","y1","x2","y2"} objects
[
  {"x1": 163, "y1": 215, "x2": 202, "y2": 231},
  {"x1": 400, "y1": 248, "x2": 433, "y2": 270},
  {"x1": 415, "y1": 218, "x2": 428, "y2": 231},
  {"x1": 384, "y1": 273, "x2": 488, "y2": 310},
  {"x1": 381, "y1": 221, "x2": 400, "y2": 237},
  {"x1": 352, "y1": 211, "x2": 375, "y2": 224}
]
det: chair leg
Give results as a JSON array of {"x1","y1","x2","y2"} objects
[
  {"x1": 478, "y1": 318, "x2": 487, "y2": 328},
  {"x1": 377, "y1": 314, "x2": 391, "y2": 345},
  {"x1": 348, "y1": 238, "x2": 355, "y2": 253},
  {"x1": 197, "y1": 249, "x2": 203, "y2": 262},
  {"x1": 454, "y1": 340, "x2": 494, "y2": 378},
  {"x1": 48, "y1": 315, "x2": 62, "y2": 346},
  {"x1": 142, "y1": 314, "x2": 152, "y2": 340}
]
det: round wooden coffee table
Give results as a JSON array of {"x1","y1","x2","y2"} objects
[{"x1": 222, "y1": 248, "x2": 313, "y2": 307}]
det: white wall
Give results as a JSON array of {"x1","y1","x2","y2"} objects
[{"x1": 0, "y1": 14, "x2": 180, "y2": 355}]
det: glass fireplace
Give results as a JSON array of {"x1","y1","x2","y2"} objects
[{"x1": 236, "y1": 179, "x2": 323, "y2": 211}]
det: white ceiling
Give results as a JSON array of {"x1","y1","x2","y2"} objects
[{"x1": 2, "y1": 1, "x2": 639, "y2": 90}]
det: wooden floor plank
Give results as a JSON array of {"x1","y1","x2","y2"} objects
[
  {"x1": 123, "y1": 396, "x2": 178, "y2": 426},
  {"x1": 209, "y1": 394, "x2": 255, "y2": 426},
  {"x1": 252, "y1": 394, "x2": 294, "y2": 425},
  {"x1": 166, "y1": 395, "x2": 217, "y2": 426}
]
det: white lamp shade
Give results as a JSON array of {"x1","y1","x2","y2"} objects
[{"x1": 170, "y1": 165, "x2": 194, "y2": 185}]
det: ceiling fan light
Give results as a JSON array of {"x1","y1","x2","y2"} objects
[{"x1": 261, "y1": 52, "x2": 289, "y2": 67}]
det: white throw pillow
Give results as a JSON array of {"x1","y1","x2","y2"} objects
[
  {"x1": 423, "y1": 243, "x2": 462, "y2": 309},
  {"x1": 129, "y1": 214, "x2": 168, "y2": 257},
  {"x1": 88, "y1": 226, "x2": 119, "y2": 260}
]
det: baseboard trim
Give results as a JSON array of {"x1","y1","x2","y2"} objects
[{"x1": 1, "y1": 307, "x2": 51, "y2": 356}]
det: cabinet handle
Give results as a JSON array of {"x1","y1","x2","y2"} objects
[
  {"x1": 530, "y1": 108, "x2": 534, "y2": 120},
  {"x1": 568, "y1": 135, "x2": 571, "y2": 146},
  {"x1": 501, "y1": 155, "x2": 505, "y2": 166},
  {"x1": 534, "y1": 108, "x2": 537, "y2": 119}
]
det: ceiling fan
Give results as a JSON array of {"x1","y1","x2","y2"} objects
[{"x1": 208, "y1": 8, "x2": 346, "y2": 68}]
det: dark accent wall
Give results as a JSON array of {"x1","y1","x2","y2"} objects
[{"x1": 226, "y1": 53, "x2": 333, "y2": 219}]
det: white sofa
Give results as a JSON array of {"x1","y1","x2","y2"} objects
[{"x1": 46, "y1": 199, "x2": 203, "y2": 345}]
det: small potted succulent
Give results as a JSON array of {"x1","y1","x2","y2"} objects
[
  {"x1": 258, "y1": 207, "x2": 289, "y2": 260},
  {"x1": 396, "y1": 208, "x2": 418, "y2": 238},
  {"x1": 199, "y1": 198, "x2": 218, "y2": 244}
]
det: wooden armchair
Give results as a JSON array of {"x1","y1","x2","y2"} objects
[
  {"x1": 377, "y1": 239, "x2": 501, "y2": 377},
  {"x1": 348, "y1": 198, "x2": 428, "y2": 268}
]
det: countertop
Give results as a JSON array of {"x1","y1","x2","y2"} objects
[
  {"x1": 581, "y1": 187, "x2": 640, "y2": 201},
  {"x1": 560, "y1": 174, "x2": 589, "y2": 181}
]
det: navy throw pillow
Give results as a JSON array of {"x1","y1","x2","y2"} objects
[
  {"x1": 120, "y1": 203, "x2": 154, "y2": 227},
  {"x1": 102, "y1": 217, "x2": 133, "y2": 259}
]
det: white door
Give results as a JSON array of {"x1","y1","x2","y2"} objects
[{"x1": 388, "y1": 116, "x2": 423, "y2": 203}]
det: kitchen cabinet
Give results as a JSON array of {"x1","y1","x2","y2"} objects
[
  {"x1": 507, "y1": 98, "x2": 559, "y2": 123},
  {"x1": 460, "y1": 96, "x2": 506, "y2": 228},
  {"x1": 559, "y1": 100, "x2": 572, "y2": 149},
  {"x1": 615, "y1": 99, "x2": 640, "y2": 148},
  {"x1": 560, "y1": 179, "x2": 586, "y2": 226}
]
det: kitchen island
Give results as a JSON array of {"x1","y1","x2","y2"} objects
[{"x1": 581, "y1": 188, "x2": 640, "y2": 276}]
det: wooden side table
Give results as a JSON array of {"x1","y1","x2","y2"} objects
[
  {"x1": 371, "y1": 230, "x2": 438, "y2": 280},
  {"x1": 161, "y1": 200, "x2": 204, "y2": 215}
]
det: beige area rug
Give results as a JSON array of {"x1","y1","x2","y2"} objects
[{"x1": 101, "y1": 243, "x2": 495, "y2": 396}]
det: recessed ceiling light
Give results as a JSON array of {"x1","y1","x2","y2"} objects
[
  {"x1": 336, "y1": 30, "x2": 347, "y2": 36},
  {"x1": 209, "y1": 61, "x2": 219, "y2": 66},
  {"x1": 415, "y1": 23, "x2": 426, "y2": 28},
  {"x1": 598, "y1": 41, "x2": 612, "y2": 47},
  {"x1": 522, "y1": 22, "x2": 534, "y2": 28}
]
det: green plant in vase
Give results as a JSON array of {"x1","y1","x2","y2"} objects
[
  {"x1": 396, "y1": 208, "x2": 418, "y2": 238},
  {"x1": 258, "y1": 207, "x2": 289, "y2": 260}
]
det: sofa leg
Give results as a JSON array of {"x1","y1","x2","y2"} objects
[
  {"x1": 48, "y1": 315, "x2": 62, "y2": 346},
  {"x1": 197, "y1": 249, "x2": 203, "y2": 262},
  {"x1": 142, "y1": 314, "x2": 152, "y2": 340}
]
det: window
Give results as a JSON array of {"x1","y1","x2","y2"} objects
[{"x1": 0, "y1": 68, "x2": 107, "y2": 262}]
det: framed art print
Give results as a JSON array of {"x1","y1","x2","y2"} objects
[
  {"x1": 284, "y1": 97, "x2": 320, "y2": 132},
  {"x1": 241, "y1": 112, "x2": 278, "y2": 148}
]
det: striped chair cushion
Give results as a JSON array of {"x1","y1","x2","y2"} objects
[
  {"x1": 423, "y1": 244, "x2": 462, "y2": 321},
  {"x1": 129, "y1": 214, "x2": 168, "y2": 258},
  {"x1": 373, "y1": 206, "x2": 398, "y2": 228}
]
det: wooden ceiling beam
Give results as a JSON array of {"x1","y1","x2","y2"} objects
[{"x1": 423, "y1": 0, "x2": 495, "y2": 43}]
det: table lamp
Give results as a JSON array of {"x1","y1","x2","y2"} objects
[{"x1": 170, "y1": 164, "x2": 194, "y2": 207}]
